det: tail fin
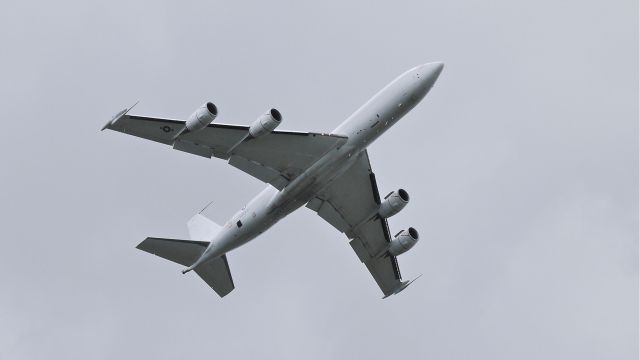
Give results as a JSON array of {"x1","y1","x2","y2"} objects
[
  {"x1": 187, "y1": 213, "x2": 221, "y2": 241},
  {"x1": 137, "y1": 238, "x2": 235, "y2": 297},
  {"x1": 185, "y1": 213, "x2": 235, "y2": 296},
  {"x1": 137, "y1": 210, "x2": 234, "y2": 297},
  {"x1": 137, "y1": 211, "x2": 221, "y2": 267}
]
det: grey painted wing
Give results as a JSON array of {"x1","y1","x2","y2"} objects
[
  {"x1": 306, "y1": 150, "x2": 404, "y2": 297},
  {"x1": 103, "y1": 113, "x2": 347, "y2": 189}
]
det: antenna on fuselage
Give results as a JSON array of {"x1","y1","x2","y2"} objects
[{"x1": 198, "y1": 201, "x2": 214, "y2": 214}]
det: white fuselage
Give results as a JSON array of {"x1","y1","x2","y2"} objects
[{"x1": 190, "y1": 63, "x2": 444, "y2": 270}]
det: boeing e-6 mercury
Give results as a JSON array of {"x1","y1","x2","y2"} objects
[{"x1": 103, "y1": 62, "x2": 444, "y2": 298}]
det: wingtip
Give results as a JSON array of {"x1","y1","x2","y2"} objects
[
  {"x1": 135, "y1": 237, "x2": 153, "y2": 250},
  {"x1": 101, "y1": 100, "x2": 140, "y2": 131},
  {"x1": 128, "y1": 100, "x2": 140, "y2": 112},
  {"x1": 381, "y1": 274, "x2": 423, "y2": 299}
]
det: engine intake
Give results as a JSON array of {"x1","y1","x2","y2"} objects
[
  {"x1": 378, "y1": 189, "x2": 409, "y2": 218},
  {"x1": 389, "y1": 227, "x2": 419, "y2": 256},
  {"x1": 249, "y1": 108, "x2": 282, "y2": 138},
  {"x1": 186, "y1": 102, "x2": 218, "y2": 132}
]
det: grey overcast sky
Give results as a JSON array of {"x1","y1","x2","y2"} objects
[{"x1": 0, "y1": 1, "x2": 637, "y2": 359}]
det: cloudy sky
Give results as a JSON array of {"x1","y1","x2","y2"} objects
[{"x1": 0, "y1": 1, "x2": 637, "y2": 359}]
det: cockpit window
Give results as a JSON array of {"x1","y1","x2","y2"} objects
[{"x1": 236, "y1": 220, "x2": 243, "y2": 228}]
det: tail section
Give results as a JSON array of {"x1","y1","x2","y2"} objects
[
  {"x1": 195, "y1": 254, "x2": 234, "y2": 297},
  {"x1": 136, "y1": 212, "x2": 235, "y2": 297}
]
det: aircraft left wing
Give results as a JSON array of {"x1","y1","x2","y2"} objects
[
  {"x1": 102, "y1": 109, "x2": 347, "y2": 190},
  {"x1": 306, "y1": 150, "x2": 415, "y2": 298}
]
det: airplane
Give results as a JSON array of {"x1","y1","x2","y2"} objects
[{"x1": 102, "y1": 62, "x2": 444, "y2": 298}]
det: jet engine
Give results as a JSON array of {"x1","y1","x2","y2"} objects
[
  {"x1": 249, "y1": 108, "x2": 282, "y2": 138},
  {"x1": 186, "y1": 102, "x2": 218, "y2": 132},
  {"x1": 389, "y1": 227, "x2": 419, "y2": 256},
  {"x1": 378, "y1": 189, "x2": 409, "y2": 218}
]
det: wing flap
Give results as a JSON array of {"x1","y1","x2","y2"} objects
[
  {"x1": 173, "y1": 139, "x2": 215, "y2": 158},
  {"x1": 310, "y1": 199, "x2": 350, "y2": 233},
  {"x1": 228, "y1": 155, "x2": 286, "y2": 187},
  {"x1": 353, "y1": 218, "x2": 392, "y2": 258}
]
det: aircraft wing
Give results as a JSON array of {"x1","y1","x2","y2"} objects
[
  {"x1": 102, "y1": 110, "x2": 348, "y2": 189},
  {"x1": 306, "y1": 150, "x2": 412, "y2": 298}
]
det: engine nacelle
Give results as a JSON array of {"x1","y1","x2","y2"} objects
[
  {"x1": 186, "y1": 102, "x2": 218, "y2": 132},
  {"x1": 389, "y1": 227, "x2": 419, "y2": 256},
  {"x1": 249, "y1": 108, "x2": 282, "y2": 138},
  {"x1": 378, "y1": 189, "x2": 409, "y2": 218}
]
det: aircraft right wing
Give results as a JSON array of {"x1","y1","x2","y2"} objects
[
  {"x1": 306, "y1": 150, "x2": 415, "y2": 298},
  {"x1": 102, "y1": 109, "x2": 348, "y2": 190}
]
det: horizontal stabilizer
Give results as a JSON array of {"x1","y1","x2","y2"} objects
[
  {"x1": 137, "y1": 237, "x2": 235, "y2": 297},
  {"x1": 195, "y1": 254, "x2": 235, "y2": 297},
  {"x1": 137, "y1": 237, "x2": 208, "y2": 267}
]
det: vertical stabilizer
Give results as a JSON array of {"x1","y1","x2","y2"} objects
[{"x1": 187, "y1": 213, "x2": 221, "y2": 241}]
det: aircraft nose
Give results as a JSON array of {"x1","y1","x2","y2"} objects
[
  {"x1": 408, "y1": 62, "x2": 444, "y2": 100},
  {"x1": 418, "y1": 62, "x2": 444, "y2": 87}
]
